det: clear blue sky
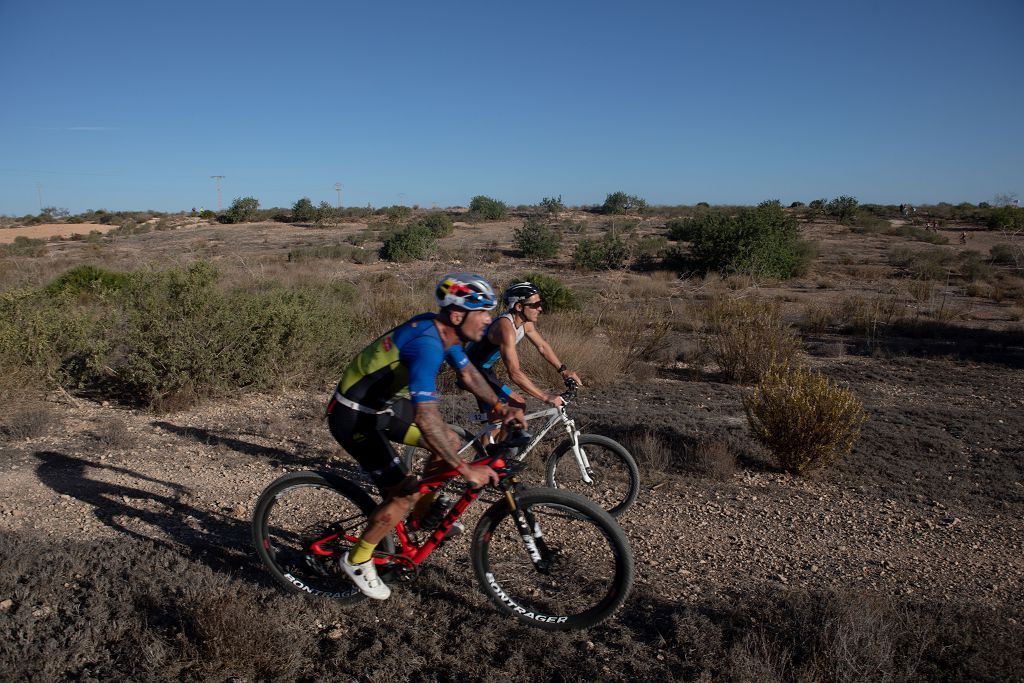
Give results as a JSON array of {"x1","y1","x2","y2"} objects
[{"x1": 1, "y1": 0, "x2": 1021, "y2": 215}]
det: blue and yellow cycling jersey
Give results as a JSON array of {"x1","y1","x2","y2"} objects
[{"x1": 338, "y1": 313, "x2": 469, "y2": 410}]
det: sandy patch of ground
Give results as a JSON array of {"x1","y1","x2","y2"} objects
[{"x1": 0, "y1": 223, "x2": 116, "y2": 244}]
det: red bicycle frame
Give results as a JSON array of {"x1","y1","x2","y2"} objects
[{"x1": 309, "y1": 454, "x2": 509, "y2": 570}]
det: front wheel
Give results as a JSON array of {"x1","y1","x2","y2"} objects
[
  {"x1": 251, "y1": 471, "x2": 394, "y2": 603},
  {"x1": 471, "y1": 488, "x2": 634, "y2": 631},
  {"x1": 544, "y1": 434, "x2": 640, "y2": 516}
]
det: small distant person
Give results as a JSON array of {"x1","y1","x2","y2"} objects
[
  {"x1": 191, "y1": 207, "x2": 197, "y2": 216},
  {"x1": 899, "y1": 203, "x2": 906, "y2": 216},
  {"x1": 960, "y1": 231, "x2": 968, "y2": 245}
]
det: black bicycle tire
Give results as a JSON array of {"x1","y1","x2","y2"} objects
[
  {"x1": 470, "y1": 488, "x2": 634, "y2": 631},
  {"x1": 251, "y1": 471, "x2": 393, "y2": 603},
  {"x1": 543, "y1": 434, "x2": 640, "y2": 517},
  {"x1": 401, "y1": 423, "x2": 483, "y2": 472}
]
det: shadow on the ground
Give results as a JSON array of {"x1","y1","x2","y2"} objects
[
  {"x1": 806, "y1": 323, "x2": 1024, "y2": 368},
  {"x1": 150, "y1": 420, "x2": 347, "y2": 470},
  {"x1": 33, "y1": 450, "x2": 265, "y2": 581}
]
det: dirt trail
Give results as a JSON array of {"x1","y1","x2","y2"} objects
[{"x1": 2, "y1": 369, "x2": 1021, "y2": 613}]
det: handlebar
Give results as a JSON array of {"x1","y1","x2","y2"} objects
[{"x1": 560, "y1": 377, "x2": 579, "y2": 403}]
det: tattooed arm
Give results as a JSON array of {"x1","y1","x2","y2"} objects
[{"x1": 415, "y1": 401, "x2": 498, "y2": 488}]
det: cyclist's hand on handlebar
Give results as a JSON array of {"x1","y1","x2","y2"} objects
[
  {"x1": 491, "y1": 402, "x2": 527, "y2": 431},
  {"x1": 562, "y1": 370, "x2": 583, "y2": 387},
  {"x1": 546, "y1": 394, "x2": 565, "y2": 408},
  {"x1": 457, "y1": 462, "x2": 500, "y2": 488}
]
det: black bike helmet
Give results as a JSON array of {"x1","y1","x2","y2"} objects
[{"x1": 503, "y1": 281, "x2": 539, "y2": 309}]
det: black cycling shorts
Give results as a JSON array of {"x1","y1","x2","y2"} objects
[{"x1": 327, "y1": 398, "x2": 421, "y2": 493}]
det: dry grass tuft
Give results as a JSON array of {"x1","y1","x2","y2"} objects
[{"x1": 701, "y1": 296, "x2": 802, "y2": 383}]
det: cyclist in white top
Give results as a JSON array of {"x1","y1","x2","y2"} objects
[{"x1": 464, "y1": 281, "x2": 583, "y2": 413}]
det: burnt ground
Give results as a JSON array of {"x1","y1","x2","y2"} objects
[{"x1": 1, "y1": 346, "x2": 1022, "y2": 680}]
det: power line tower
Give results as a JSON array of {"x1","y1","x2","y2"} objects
[
  {"x1": 210, "y1": 175, "x2": 225, "y2": 210},
  {"x1": 335, "y1": 182, "x2": 343, "y2": 209}
]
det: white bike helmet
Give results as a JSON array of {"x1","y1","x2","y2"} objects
[{"x1": 435, "y1": 273, "x2": 498, "y2": 311}]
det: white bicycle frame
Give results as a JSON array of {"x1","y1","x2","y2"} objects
[{"x1": 459, "y1": 403, "x2": 595, "y2": 485}]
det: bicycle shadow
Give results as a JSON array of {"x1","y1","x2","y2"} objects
[
  {"x1": 150, "y1": 421, "x2": 307, "y2": 467},
  {"x1": 33, "y1": 450, "x2": 264, "y2": 581}
]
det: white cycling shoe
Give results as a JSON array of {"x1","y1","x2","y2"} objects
[{"x1": 340, "y1": 556, "x2": 391, "y2": 600}]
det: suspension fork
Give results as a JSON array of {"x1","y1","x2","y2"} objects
[
  {"x1": 503, "y1": 484, "x2": 556, "y2": 571},
  {"x1": 562, "y1": 414, "x2": 594, "y2": 484}
]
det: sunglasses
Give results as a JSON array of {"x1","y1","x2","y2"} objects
[{"x1": 523, "y1": 301, "x2": 544, "y2": 309}]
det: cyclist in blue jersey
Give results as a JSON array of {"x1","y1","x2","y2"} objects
[
  {"x1": 465, "y1": 281, "x2": 583, "y2": 417},
  {"x1": 326, "y1": 273, "x2": 525, "y2": 599}
]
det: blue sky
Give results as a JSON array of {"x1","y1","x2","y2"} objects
[{"x1": 1, "y1": 0, "x2": 1021, "y2": 214}]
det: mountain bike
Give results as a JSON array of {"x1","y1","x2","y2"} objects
[
  {"x1": 402, "y1": 380, "x2": 640, "y2": 516},
  {"x1": 251, "y1": 451, "x2": 634, "y2": 631}
]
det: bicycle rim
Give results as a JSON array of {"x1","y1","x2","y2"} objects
[
  {"x1": 252, "y1": 472, "x2": 390, "y2": 603},
  {"x1": 471, "y1": 489, "x2": 633, "y2": 630},
  {"x1": 545, "y1": 435, "x2": 640, "y2": 516}
]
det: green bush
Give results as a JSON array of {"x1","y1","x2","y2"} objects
[
  {"x1": 469, "y1": 195, "x2": 507, "y2": 220},
  {"x1": 601, "y1": 191, "x2": 647, "y2": 215},
  {"x1": 666, "y1": 218, "x2": 698, "y2": 241},
  {"x1": 419, "y1": 212, "x2": 454, "y2": 237},
  {"x1": 744, "y1": 364, "x2": 867, "y2": 475},
  {"x1": 990, "y1": 243, "x2": 1021, "y2": 267},
  {"x1": 688, "y1": 200, "x2": 812, "y2": 278},
  {"x1": 3, "y1": 236, "x2": 47, "y2": 257},
  {"x1": 573, "y1": 232, "x2": 629, "y2": 270},
  {"x1": 380, "y1": 224, "x2": 436, "y2": 262},
  {"x1": 988, "y1": 206, "x2": 1024, "y2": 231},
  {"x1": 888, "y1": 246, "x2": 956, "y2": 280},
  {"x1": 826, "y1": 196, "x2": 859, "y2": 223},
  {"x1": 540, "y1": 196, "x2": 565, "y2": 214},
  {"x1": 383, "y1": 205, "x2": 412, "y2": 223},
  {"x1": 514, "y1": 219, "x2": 562, "y2": 258},
  {"x1": 108, "y1": 264, "x2": 354, "y2": 408},
  {"x1": 45, "y1": 265, "x2": 129, "y2": 297},
  {"x1": 511, "y1": 272, "x2": 579, "y2": 312},
  {"x1": 291, "y1": 197, "x2": 317, "y2": 222},
  {"x1": 222, "y1": 197, "x2": 259, "y2": 224}
]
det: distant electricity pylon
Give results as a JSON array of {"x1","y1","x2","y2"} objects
[
  {"x1": 210, "y1": 175, "x2": 225, "y2": 210},
  {"x1": 335, "y1": 182, "x2": 343, "y2": 209}
]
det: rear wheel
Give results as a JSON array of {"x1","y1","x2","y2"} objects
[
  {"x1": 251, "y1": 471, "x2": 394, "y2": 602},
  {"x1": 544, "y1": 434, "x2": 640, "y2": 516},
  {"x1": 470, "y1": 488, "x2": 634, "y2": 630}
]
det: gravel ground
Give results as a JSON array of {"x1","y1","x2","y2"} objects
[{"x1": 2, "y1": 351, "x2": 1021, "y2": 618}]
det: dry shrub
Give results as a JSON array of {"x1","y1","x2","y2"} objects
[
  {"x1": 623, "y1": 429, "x2": 672, "y2": 473},
  {"x1": 352, "y1": 273, "x2": 432, "y2": 338},
  {"x1": 904, "y1": 279, "x2": 934, "y2": 303},
  {"x1": 174, "y1": 588, "x2": 310, "y2": 680},
  {"x1": 691, "y1": 438, "x2": 736, "y2": 480},
  {"x1": 725, "y1": 592, "x2": 922, "y2": 682},
  {"x1": 703, "y1": 297, "x2": 802, "y2": 383},
  {"x1": 801, "y1": 302, "x2": 835, "y2": 333},
  {"x1": 93, "y1": 415, "x2": 138, "y2": 449},
  {"x1": 0, "y1": 402, "x2": 54, "y2": 441},
  {"x1": 602, "y1": 305, "x2": 674, "y2": 379},
  {"x1": 624, "y1": 429, "x2": 734, "y2": 479},
  {"x1": 517, "y1": 312, "x2": 624, "y2": 386},
  {"x1": 744, "y1": 364, "x2": 866, "y2": 475},
  {"x1": 838, "y1": 292, "x2": 905, "y2": 338}
]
